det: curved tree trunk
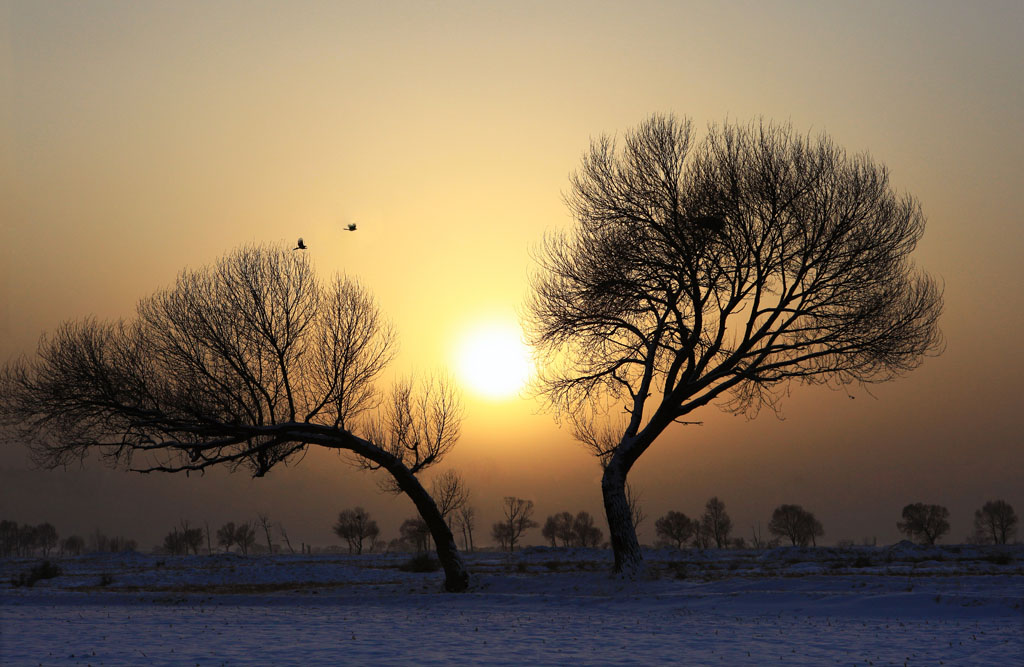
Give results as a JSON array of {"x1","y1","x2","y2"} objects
[
  {"x1": 289, "y1": 424, "x2": 470, "y2": 592},
  {"x1": 386, "y1": 461, "x2": 470, "y2": 592},
  {"x1": 601, "y1": 459, "x2": 644, "y2": 577}
]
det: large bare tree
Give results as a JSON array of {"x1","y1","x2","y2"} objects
[
  {"x1": 526, "y1": 115, "x2": 943, "y2": 575},
  {"x1": 0, "y1": 245, "x2": 470, "y2": 591}
]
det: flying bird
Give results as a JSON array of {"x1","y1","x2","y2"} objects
[
  {"x1": 346, "y1": 223, "x2": 357, "y2": 232},
  {"x1": 294, "y1": 238, "x2": 307, "y2": 250}
]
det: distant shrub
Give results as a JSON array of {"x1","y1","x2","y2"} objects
[
  {"x1": 544, "y1": 560, "x2": 562, "y2": 571},
  {"x1": 667, "y1": 563, "x2": 688, "y2": 580},
  {"x1": 515, "y1": 561, "x2": 529, "y2": 573},
  {"x1": 985, "y1": 552, "x2": 1013, "y2": 566},
  {"x1": 10, "y1": 560, "x2": 62, "y2": 587},
  {"x1": 98, "y1": 573, "x2": 115, "y2": 587},
  {"x1": 400, "y1": 553, "x2": 440, "y2": 573}
]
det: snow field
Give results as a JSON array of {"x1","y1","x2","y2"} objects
[{"x1": 2, "y1": 545, "x2": 1021, "y2": 665}]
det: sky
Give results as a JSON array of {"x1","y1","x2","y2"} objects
[{"x1": 2, "y1": 0, "x2": 1022, "y2": 551}]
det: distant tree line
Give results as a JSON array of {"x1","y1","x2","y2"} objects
[
  {"x1": 653, "y1": 497, "x2": 738, "y2": 550},
  {"x1": 541, "y1": 511, "x2": 603, "y2": 548},
  {"x1": 1, "y1": 520, "x2": 136, "y2": 557},
  {"x1": 647, "y1": 498, "x2": 1019, "y2": 550},
  {"x1": 897, "y1": 500, "x2": 1018, "y2": 546},
  {"x1": 3, "y1": 498, "x2": 1017, "y2": 562}
]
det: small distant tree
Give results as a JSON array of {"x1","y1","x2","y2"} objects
[
  {"x1": 897, "y1": 503, "x2": 950, "y2": 545},
  {"x1": 491, "y1": 522, "x2": 513, "y2": 551},
  {"x1": 35, "y1": 523, "x2": 59, "y2": 557},
  {"x1": 542, "y1": 512, "x2": 575, "y2": 547},
  {"x1": 61, "y1": 534, "x2": 85, "y2": 556},
  {"x1": 400, "y1": 517, "x2": 430, "y2": 553},
  {"x1": 768, "y1": 504, "x2": 824, "y2": 547},
  {"x1": 750, "y1": 522, "x2": 776, "y2": 549},
  {"x1": 655, "y1": 511, "x2": 697, "y2": 549},
  {"x1": 431, "y1": 470, "x2": 470, "y2": 531},
  {"x1": 496, "y1": 497, "x2": 538, "y2": 552},
  {"x1": 257, "y1": 513, "x2": 276, "y2": 554},
  {"x1": 216, "y1": 522, "x2": 237, "y2": 553},
  {"x1": 278, "y1": 522, "x2": 296, "y2": 554},
  {"x1": 234, "y1": 522, "x2": 257, "y2": 555},
  {"x1": 333, "y1": 507, "x2": 380, "y2": 554},
  {"x1": 973, "y1": 500, "x2": 1018, "y2": 545},
  {"x1": 164, "y1": 521, "x2": 203, "y2": 555},
  {"x1": 700, "y1": 497, "x2": 732, "y2": 548},
  {"x1": 572, "y1": 511, "x2": 603, "y2": 547},
  {"x1": 182, "y1": 521, "x2": 204, "y2": 554},
  {"x1": 455, "y1": 505, "x2": 476, "y2": 552},
  {"x1": 163, "y1": 529, "x2": 187, "y2": 555}
]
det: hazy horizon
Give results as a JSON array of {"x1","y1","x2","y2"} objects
[{"x1": 2, "y1": 1, "x2": 1022, "y2": 552}]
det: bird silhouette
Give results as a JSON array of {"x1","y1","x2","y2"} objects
[
  {"x1": 294, "y1": 238, "x2": 307, "y2": 250},
  {"x1": 346, "y1": 223, "x2": 357, "y2": 232}
]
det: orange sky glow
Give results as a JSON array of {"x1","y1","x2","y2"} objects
[{"x1": 2, "y1": 1, "x2": 1022, "y2": 550}]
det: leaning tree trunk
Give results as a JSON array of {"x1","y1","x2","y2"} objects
[
  {"x1": 601, "y1": 458, "x2": 644, "y2": 577},
  {"x1": 385, "y1": 461, "x2": 470, "y2": 592}
]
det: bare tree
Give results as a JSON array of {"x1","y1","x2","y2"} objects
[
  {"x1": 750, "y1": 522, "x2": 778, "y2": 549},
  {"x1": 495, "y1": 496, "x2": 538, "y2": 552},
  {"x1": 278, "y1": 522, "x2": 296, "y2": 554},
  {"x1": 35, "y1": 523, "x2": 58, "y2": 557},
  {"x1": 61, "y1": 535, "x2": 85, "y2": 556},
  {"x1": 455, "y1": 505, "x2": 476, "y2": 552},
  {"x1": 234, "y1": 522, "x2": 257, "y2": 555},
  {"x1": 572, "y1": 511, "x2": 603, "y2": 547},
  {"x1": 491, "y1": 522, "x2": 512, "y2": 551},
  {"x1": 182, "y1": 520, "x2": 204, "y2": 554},
  {"x1": 542, "y1": 512, "x2": 575, "y2": 547},
  {"x1": 0, "y1": 246, "x2": 470, "y2": 591},
  {"x1": 164, "y1": 521, "x2": 203, "y2": 555},
  {"x1": 431, "y1": 469, "x2": 470, "y2": 530},
  {"x1": 768, "y1": 504, "x2": 824, "y2": 547},
  {"x1": 526, "y1": 114, "x2": 943, "y2": 574},
  {"x1": 216, "y1": 522, "x2": 237, "y2": 553},
  {"x1": 333, "y1": 507, "x2": 380, "y2": 554},
  {"x1": 700, "y1": 497, "x2": 732, "y2": 549},
  {"x1": 654, "y1": 511, "x2": 697, "y2": 549},
  {"x1": 897, "y1": 503, "x2": 950, "y2": 545},
  {"x1": 400, "y1": 517, "x2": 430, "y2": 553},
  {"x1": 972, "y1": 500, "x2": 1017, "y2": 545},
  {"x1": 257, "y1": 513, "x2": 275, "y2": 554}
]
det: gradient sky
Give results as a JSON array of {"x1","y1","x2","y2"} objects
[{"x1": 2, "y1": 1, "x2": 1022, "y2": 550}]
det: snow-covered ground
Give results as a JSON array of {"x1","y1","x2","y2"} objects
[{"x1": 2, "y1": 544, "x2": 1022, "y2": 665}]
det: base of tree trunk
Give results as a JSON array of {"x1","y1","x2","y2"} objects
[
  {"x1": 441, "y1": 567, "x2": 470, "y2": 593},
  {"x1": 611, "y1": 552, "x2": 647, "y2": 579}
]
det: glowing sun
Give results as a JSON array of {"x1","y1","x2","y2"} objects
[{"x1": 455, "y1": 321, "x2": 533, "y2": 400}]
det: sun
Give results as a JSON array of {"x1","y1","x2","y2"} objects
[{"x1": 454, "y1": 320, "x2": 533, "y2": 400}]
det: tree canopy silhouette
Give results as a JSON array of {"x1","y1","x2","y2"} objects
[
  {"x1": 0, "y1": 245, "x2": 469, "y2": 591},
  {"x1": 526, "y1": 114, "x2": 943, "y2": 575}
]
